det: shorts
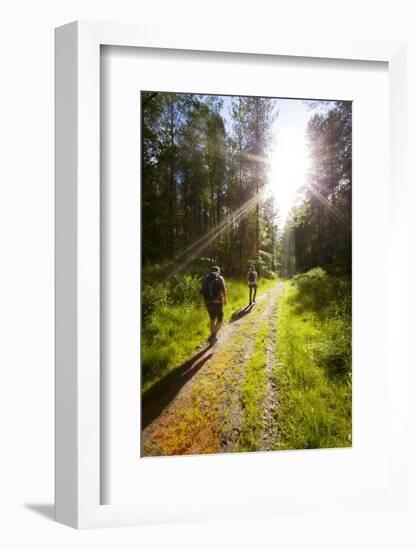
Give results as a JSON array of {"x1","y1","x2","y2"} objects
[{"x1": 205, "y1": 301, "x2": 223, "y2": 322}]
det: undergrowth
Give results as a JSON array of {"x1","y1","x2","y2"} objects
[{"x1": 274, "y1": 268, "x2": 352, "y2": 450}]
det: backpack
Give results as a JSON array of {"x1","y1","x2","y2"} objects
[
  {"x1": 248, "y1": 270, "x2": 256, "y2": 283},
  {"x1": 201, "y1": 272, "x2": 221, "y2": 300}
]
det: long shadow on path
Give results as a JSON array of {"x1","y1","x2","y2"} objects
[
  {"x1": 229, "y1": 303, "x2": 254, "y2": 323},
  {"x1": 142, "y1": 345, "x2": 213, "y2": 430}
]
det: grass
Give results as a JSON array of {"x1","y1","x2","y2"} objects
[
  {"x1": 238, "y1": 319, "x2": 269, "y2": 452},
  {"x1": 142, "y1": 267, "x2": 352, "y2": 455},
  {"x1": 274, "y1": 269, "x2": 352, "y2": 450},
  {"x1": 141, "y1": 277, "x2": 278, "y2": 392}
]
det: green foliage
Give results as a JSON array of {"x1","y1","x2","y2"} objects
[
  {"x1": 142, "y1": 303, "x2": 208, "y2": 392},
  {"x1": 169, "y1": 274, "x2": 202, "y2": 305},
  {"x1": 291, "y1": 267, "x2": 351, "y2": 321},
  {"x1": 142, "y1": 282, "x2": 170, "y2": 319},
  {"x1": 249, "y1": 250, "x2": 277, "y2": 280},
  {"x1": 142, "y1": 274, "x2": 201, "y2": 318},
  {"x1": 274, "y1": 270, "x2": 352, "y2": 450}
]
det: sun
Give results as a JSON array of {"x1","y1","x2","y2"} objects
[{"x1": 268, "y1": 130, "x2": 309, "y2": 227}]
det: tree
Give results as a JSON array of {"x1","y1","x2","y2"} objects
[
  {"x1": 281, "y1": 101, "x2": 352, "y2": 276},
  {"x1": 141, "y1": 91, "x2": 280, "y2": 280}
]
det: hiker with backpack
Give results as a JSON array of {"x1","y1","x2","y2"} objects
[
  {"x1": 201, "y1": 266, "x2": 227, "y2": 344},
  {"x1": 247, "y1": 265, "x2": 258, "y2": 305}
]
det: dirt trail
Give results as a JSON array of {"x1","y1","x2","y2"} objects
[
  {"x1": 260, "y1": 297, "x2": 281, "y2": 451},
  {"x1": 141, "y1": 281, "x2": 285, "y2": 457}
]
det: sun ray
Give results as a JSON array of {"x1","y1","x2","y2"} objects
[
  {"x1": 240, "y1": 151, "x2": 271, "y2": 165},
  {"x1": 304, "y1": 181, "x2": 350, "y2": 230},
  {"x1": 162, "y1": 190, "x2": 266, "y2": 281},
  {"x1": 171, "y1": 193, "x2": 259, "y2": 264}
]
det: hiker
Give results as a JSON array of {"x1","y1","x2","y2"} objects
[
  {"x1": 247, "y1": 265, "x2": 258, "y2": 305},
  {"x1": 201, "y1": 266, "x2": 227, "y2": 344}
]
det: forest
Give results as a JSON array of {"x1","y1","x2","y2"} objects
[
  {"x1": 142, "y1": 92, "x2": 351, "y2": 281},
  {"x1": 140, "y1": 91, "x2": 352, "y2": 456},
  {"x1": 142, "y1": 92, "x2": 278, "y2": 280}
]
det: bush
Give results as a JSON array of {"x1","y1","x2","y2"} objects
[
  {"x1": 290, "y1": 268, "x2": 351, "y2": 320},
  {"x1": 313, "y1": 318, "x2": 352, "y2": 376},
  {"x1": 169, "y1": 274, "x2": 201, "y2": 305},
  {"x1": 142, "y1": 282, "x2": 170, "y2": 319},
  {"x1": 142, "y1": 274, "x2": 201, "y2": 320},
  {"x1": 247, "y1": 250, "x2": 278, "y2": 280},
  {"x1": 290, "y1": 268, "x2": 352, "y2": 377}
]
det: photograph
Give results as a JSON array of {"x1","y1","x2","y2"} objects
[
  {"x1": 0, "y1": 0, "x2": 409, "y2": 540},
  {"x1": 140, "y1": 91, "x2": 352, "y2": 457}
]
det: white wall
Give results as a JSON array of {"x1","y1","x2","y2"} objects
[{"x1": 0, "y1": 0, "x2": 415, "y2": 547}]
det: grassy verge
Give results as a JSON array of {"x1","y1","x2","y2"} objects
[
  {"x1": 274, "y1": 269, "x2": 352, "y2": 450},
  {"x1": 142, "y1": 277, "x2": 278, "y2": 392},
  {"x1": 238, "y1": 319, "x2": 269, "y2": 452}
]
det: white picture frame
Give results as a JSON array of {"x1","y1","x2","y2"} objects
[{"x1": 55, "y1": 21, "x2": 407, "y2": 529}]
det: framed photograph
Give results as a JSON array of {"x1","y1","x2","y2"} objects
[{"x1": 55, "y1": 21, "x2": 407, "y2": 528}]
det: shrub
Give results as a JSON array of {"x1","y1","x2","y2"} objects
[
  {"x1": 142, "y1": 282, "x2": 170, "y2": 319},
  {"x1": 169, "y1": 274, "x2": 201, "y2": 305},
  {"x1": 247, "y1": 250, "x2": 278, "y2": 280},
  {"x1": 290, "y1": 268, "x2": 351, "y2": 320}
]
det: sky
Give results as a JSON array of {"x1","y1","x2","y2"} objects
[
  {"x1": 267, "y1": 98, "x2": 312, "y2": 228},
  {"x1": 219, "y1": 96, "x2": 333, "y2": 229}
]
